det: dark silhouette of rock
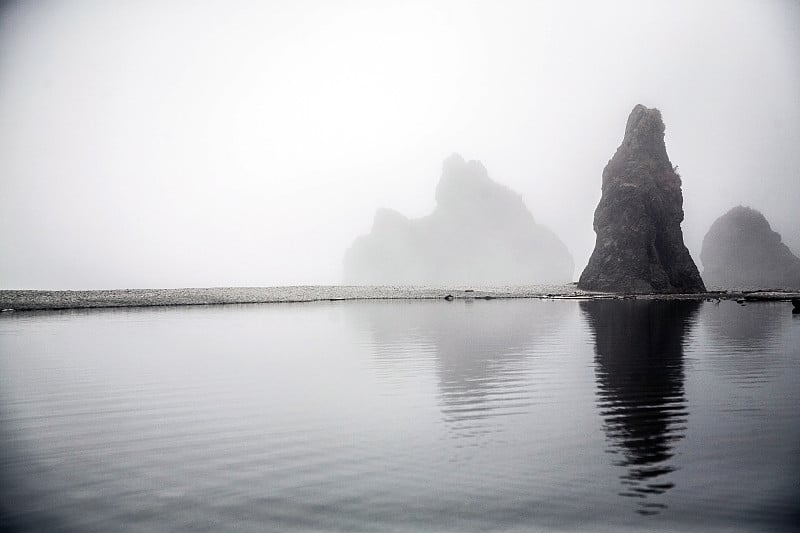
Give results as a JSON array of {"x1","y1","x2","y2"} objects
[
  {"x1": 344, "y1": 154, "x2": 574, "y2": 285},
  {"x1": 700, "y1": 206, "x2": 800, "y2": 290},
  {"x1": 579, "y1": 105, "x2": 705, "y2": 293}
]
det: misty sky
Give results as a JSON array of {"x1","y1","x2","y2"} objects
[{"x1": 1, "y1": 0, "x2": 798, "y2": 289}]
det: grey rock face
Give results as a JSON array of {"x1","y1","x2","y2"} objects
[
  {"x1": 700, "y1": 206, "x2": 800, "y2": 290},
  {"x1": 343, "y1": 154, "x2": 574, "y2": 285},
  {"x1": 579, "y1": 105, "x2": 705, "y2": 293}
]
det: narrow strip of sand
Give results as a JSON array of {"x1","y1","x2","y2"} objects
[{"x1": 1, "y1": 286, "x2": 798, "y2": 311}]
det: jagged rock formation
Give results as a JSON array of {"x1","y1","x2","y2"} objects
[
  {"x1": 343, "y1": 154, "x2": 574, "y2": 285},
  {"x1": 579, "y1": 105, "x2": 706, "y2": 293},
  {"x1": 700, "y1": 206, "x2": 800, "y2": 289}
]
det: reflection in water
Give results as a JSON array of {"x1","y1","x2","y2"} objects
[
  {"x1": 581, "y1": 299, "x2": 700, "y2": 515},
  {"x1": 349, "y1": 299, "x2": 569, "y2": 435},
  {"x1": 706, "y1": 300, "x2": 781, "y2": 345},
  {"x1": 3, "y1": 301, "x2": 800, "y2": 530},
  {"x1": 702, "y1": 301, "x2": 787, "y2": 385}
]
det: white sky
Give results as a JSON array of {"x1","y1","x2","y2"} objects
[{"x1": 1, "y1": 0, "x2": 798, "y2": 289}]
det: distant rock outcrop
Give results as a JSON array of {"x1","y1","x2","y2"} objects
[
  {"x1": 700, "y1": 206, "x2": 800, "y2": 289},
  {"x1": 579, "y1": 105, "x2": 705, "y2": 293},
  {"x1": 343, "y1": 154, "x2": 574, "y2": 285}
]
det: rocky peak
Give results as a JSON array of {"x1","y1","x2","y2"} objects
[
  {"x1": 579, "y1": 105, "x2": 705, "y2": 293},
  {"x1": 434, "y1": 153, "x2": 531, "y2": 226},
  {"x1": 622, "y1": 105, "x2": 667, "y2": 155},
  {"x1": 371, "y1": 208, "x2": 410, "y2": 235},
  {"x1": 713, "y1": 206, "x2": 773, "y2": 235},
  {"x1": 604, "y1": 105, "x2": 673, "y2": 190},
  {"x1": 344, "y1": 154, "x2": 574, "y2": 285},
  {"x1": 436, "y1": 153, "x2": 497, "y2": 207},
  {"x1": 700, "y1": 206, "x2": 800, "y2": 289}
]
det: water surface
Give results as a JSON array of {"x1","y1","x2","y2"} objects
[{"x1": 1, "y1": 299, "x2": 798, "y2": 531}]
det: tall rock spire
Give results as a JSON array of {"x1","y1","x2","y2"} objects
[{"x1": 579, "y1": 105, "x2": 705, "y2": 293}]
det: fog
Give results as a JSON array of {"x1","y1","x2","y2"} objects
[{"x1": 1, "y1": 0, "x2": 798, "y2": 289}]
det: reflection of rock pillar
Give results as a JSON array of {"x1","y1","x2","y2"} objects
[{"x1": 581, "y1": 299, "x2": 699, "y2": 515}]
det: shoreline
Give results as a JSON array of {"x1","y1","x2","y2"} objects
[{"x1": 1, "y1": 285, "x2": 799, "y2": 312}]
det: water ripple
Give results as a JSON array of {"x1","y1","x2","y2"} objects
[{"x1": 1, "y1": 299, "x2": 798, "y2": 531}]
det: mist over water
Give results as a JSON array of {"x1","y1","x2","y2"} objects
[
  {"x1": 1, "y1": 300, "x2": 798, "y2": 531},
  {"x1": 2, "y1": 5, "x2": 799, "y2": 530},
  {"x1": 1, "y1": 1, "x2": 798, "y2": 289}
]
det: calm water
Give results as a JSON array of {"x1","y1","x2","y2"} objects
[{"x1": 1, "y1": 299, "x2": 798, "y2": 532}]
